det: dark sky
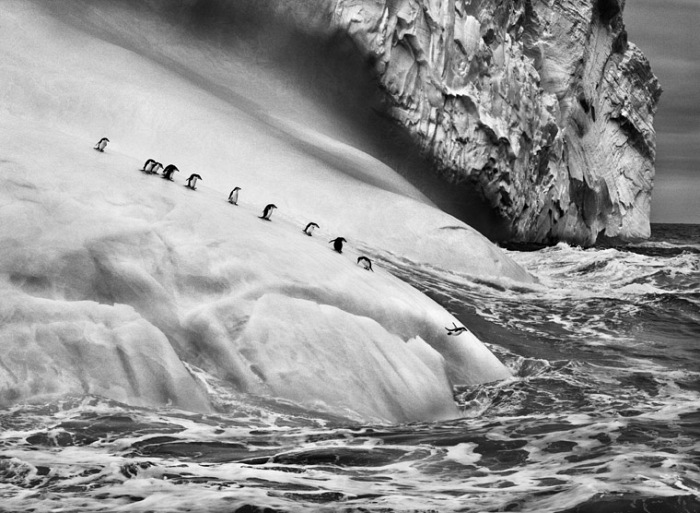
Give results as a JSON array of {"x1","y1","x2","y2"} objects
[{"x1": 623, "y1": 0, "x2": 700, "y2": 223}]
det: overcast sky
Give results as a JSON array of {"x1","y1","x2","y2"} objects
[{"x1": 623, "y1": 0, "x2": 700, "y2": 224}]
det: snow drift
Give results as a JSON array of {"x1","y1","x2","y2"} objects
[{"x1": 0, "y1": 1, "x2": 531, "y2": 423}]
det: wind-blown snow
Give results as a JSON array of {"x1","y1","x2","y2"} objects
[{"x1": 0, "y1": 1, "x2": 530, "y2": 423}]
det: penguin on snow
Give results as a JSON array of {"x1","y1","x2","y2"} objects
[
  {"x1": 228, "y1": 187, "x2": 241, "y2": 205},
  {"x1": 329, "y1": 237, "x2": 347, "y2": 253},
  {"x1": 186, "y1": 173, "x2": 202, "y2": 190},
  {"x1": 141, "y1": 159, "x2": 156, "y2": 173},
  {"x1": 357, "y1": 256, "x2": 374, "y2": 271},
  {"x1": 94, "y1": 137, "x2": 109, "y2": 152},
  {"x1": 162, "y1": 164, "x2": 179, "y2": 180},
  {"x1": 259, "y1": 204, "x2": 277, "y2": 221},
  {"x1": 303, "y1": 222, "x2": 319, "y2": 236}
]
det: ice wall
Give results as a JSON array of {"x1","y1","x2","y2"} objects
[
  {"x1": 0, "y1": 1, "x2": 526, "y2": 423},
  {"x1": 331, "y1": 0, "x2": 662, "y2": 244}
]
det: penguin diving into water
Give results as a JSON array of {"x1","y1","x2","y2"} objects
[
  {"x1": 228, "y1": 187, "x2": 241, "y2": 205},
  {"x1": 141, "y1": 159, "x2": 156, "y2": 173},
  {"x1": 357, "y1": 256, "x2": 374, "y2": 271},
  {"x1": 93, "y1": 137, "x2": 109, "y2": 152},
  {"x1": 329, "y1": 237, "x2": 347, "y2": 253},
  {"x1": 162, "y1": 164, "x2": 179, "y2": 180},
  {"x1": 185, "y1": 173, "x2": 202, "y2": 190},
  {"x1": 259, "y1": 204, "x2": 277, "y2": 221},
  {"x1": 303, "y1": 222, "x2": 319, "y2": 236},
  {"x1": 445, "y1": 322, "x2": 469, "y2": 336}
]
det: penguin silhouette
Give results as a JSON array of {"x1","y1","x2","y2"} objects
[
  {"x1": 357, "y1": 256, "x2": 374, "y2": 271},
  {"x1": 329, "y1": 237, "x2": 347, "y2": 253},
  {"x1": 228, "y1": 187, "x2": 241, "y2": 205},
  {"x1": 141, "y1": 159, "x2": 156, "y2": 173},
  {"x1": 186, "y1": 173, "x2": 202, "y2": 190},
  {"x1": 162, "y1": 164, "x2": 179, "y2": 180},
  {"x1": 259, "y1": 204, "x2": 277, "y2": 221},
  {"x1": 94, "y1": 137, "x2": 109, "y2": 152},
  {"x1": 303, "y1": 222, "x2": 319, "y2": 236},
  {"x1": 151, "y1": 162, "x2": 163, "y2": 175},
  {"x1": 445, "y1": 322, "x2": 469, "y2": 336}
]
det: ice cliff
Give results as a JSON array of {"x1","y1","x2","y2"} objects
[{"x1": 331, "y1": 0, "x2": 662, "y2": 244}]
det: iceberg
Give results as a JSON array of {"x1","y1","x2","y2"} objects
[{"x1": 0, "y1": 1, "x2": 530, "y2": 423}]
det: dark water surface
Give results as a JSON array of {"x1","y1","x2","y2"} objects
[{"x1": 1, "y1": 224, "x2": 699, "y2": 512}]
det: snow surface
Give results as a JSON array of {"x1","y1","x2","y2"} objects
[{"x1": 0, "y1": 1, "x2": 531, "y2": 423}]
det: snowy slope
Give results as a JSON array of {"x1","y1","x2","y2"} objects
[{"x1": 0, "y1": 1, "x2": 529, "y2": 423}]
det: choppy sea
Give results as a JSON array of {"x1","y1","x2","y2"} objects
[{"x1": 2, "y1": 223, "x2": 699, "y2": 512}]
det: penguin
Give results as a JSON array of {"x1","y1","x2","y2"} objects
[
  {"x1": 445, "y1": 322, "x2": 469, "y2": 336},
  {"x1": 151, "y1": 162, "x2": 163, "y2": 175},
  {"x1": 94, "y1": 137, "x2": 109, "y2": 152},
  {"x1": 141, "y1": 159, "x2": 156, "y2": 173},
  {"x1": 185, "y1": 173, "x2": 202, "y2": 190},
  {"x1": 303, "y1": 222, "x2": 319, "y2": 236},
  {"x1": 259, "y1": 204, "x2": 277, "y2": 221},
  {"x1": 162, "y1": 164, "x2": 179, "y2": 180},
  {"x1": 329, "y1": 237, "x2": 347, "y2": 253},
  {"x1": 228, "y1": 187, "x2": 241, "y2": 205},
  {"x1": 357, "y1": 256, "x2": 374, "y2": 271}
]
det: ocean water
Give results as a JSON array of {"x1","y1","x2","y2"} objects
[{"x1": 1, "y1": 224, "x2": 699, "y2": 512}]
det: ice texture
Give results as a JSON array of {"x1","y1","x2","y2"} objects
[
  {"x1": 331, "y1": 0, "x2": 662, "y2": 244},
  {"x1": 0, "y1": 1, "x2": 528, "y2": 423},
  {"x1": 0, "y1": 290, "x2": 210, "y2": 412}
]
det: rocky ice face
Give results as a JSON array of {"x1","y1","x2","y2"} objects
[{"x1": 331, "y1": 0, "x2": 661, "y2": 245}]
